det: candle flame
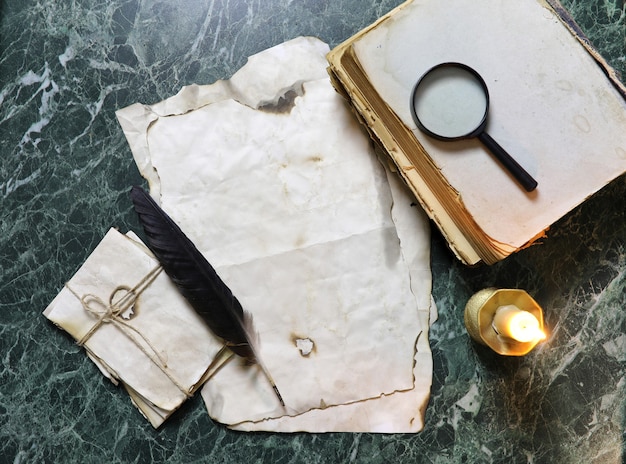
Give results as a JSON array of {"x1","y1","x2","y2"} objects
[
  {"x1": 492, "y1": 304, "x2": 547, "y2": 345},
  {"x1": 507, "y1": 312, "x2": 545, "y2": 343}
]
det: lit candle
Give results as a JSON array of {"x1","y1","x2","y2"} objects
[
  {"x1": 492, "y1": 304, "x2": 546, "y2": 343},
  {"x1": 464, "y1": 288, "x2": 547, "y2": 356}
]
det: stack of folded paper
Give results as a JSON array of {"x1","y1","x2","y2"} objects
[
  {"x1": 45, "y1": 37, "x2": 435, "y2": 433},
  {"x1": 43, "y1": 229, "x2": 225, "y2": 427}
]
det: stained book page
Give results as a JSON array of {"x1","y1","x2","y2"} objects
[
  {"x1": 116, "y1": 37, "x2": 433, "y2": 432},
  {"x1": 353, "y1": 0, "x2": 626, "y2": 247}
]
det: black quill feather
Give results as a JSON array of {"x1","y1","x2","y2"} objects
[{"x1": 130, "y1": 185, "x2": 283, "y2": 405}]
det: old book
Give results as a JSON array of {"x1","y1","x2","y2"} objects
[{"x1": 327, "y1": 0, "x2": 626, "y2": 265}]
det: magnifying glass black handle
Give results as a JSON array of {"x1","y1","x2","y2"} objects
[{"x1": 477, "y1": 132, "x2": 538, "y2": 192}]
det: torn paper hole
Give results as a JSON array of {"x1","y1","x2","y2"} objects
[{"x1": 295, "y1": 337, "x2": 315, "y2": 357}]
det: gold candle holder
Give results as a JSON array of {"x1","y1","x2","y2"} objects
[{"x1": 464, "y1": 288, "x2": 546, "y2": 356}]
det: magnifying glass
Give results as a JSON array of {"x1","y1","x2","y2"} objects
[{"x1": 410, "y1": 62, "x2": 538, "y2": 192}]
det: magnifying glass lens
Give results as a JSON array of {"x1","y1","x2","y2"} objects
[{"x1": 412, "y1": 66, "x2": 488, "y2": 138}]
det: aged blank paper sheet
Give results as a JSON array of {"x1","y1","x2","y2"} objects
[{"x1": 116, "y1": 37, "x2": 434, "y2": 432}]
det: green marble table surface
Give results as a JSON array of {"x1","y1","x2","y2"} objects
[{"x1": 1, "y1": 1, "x2": 625, "y2": 463}]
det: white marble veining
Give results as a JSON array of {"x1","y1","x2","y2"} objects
[{"x1": 1, "y1": 0, "x2": 624, "y2": 462}]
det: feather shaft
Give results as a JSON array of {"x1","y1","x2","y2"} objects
[{"x1": 130, "y1": 186, "x2": 284, "y2": 406}]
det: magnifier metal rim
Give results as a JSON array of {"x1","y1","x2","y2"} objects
[{"x1": 410, "y1": 62, "x2": 490, "y2": 141}]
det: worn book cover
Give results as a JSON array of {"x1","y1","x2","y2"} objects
[{"x1": 327, "y1": 0, "x2": 626, "y2": 265}]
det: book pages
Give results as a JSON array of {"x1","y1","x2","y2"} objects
[
  {"x1": 353, "y1": 0, "x2": 626, "y2": 248},
  {"x1": 116, "y1": 37, "x2": 434, "y2": 432}
]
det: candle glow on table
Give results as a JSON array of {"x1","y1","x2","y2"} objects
[{"x1": 464, "y1": 288, "x2": 547, "y2": 356}]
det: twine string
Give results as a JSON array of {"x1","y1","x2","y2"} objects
[{"x1": 65, "y1": 265, "x2": 192, "y2": 398}]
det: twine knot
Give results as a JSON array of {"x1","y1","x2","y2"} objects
[{"x1": 66, "y1": 265, "x2": 192, "y2": 398}]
